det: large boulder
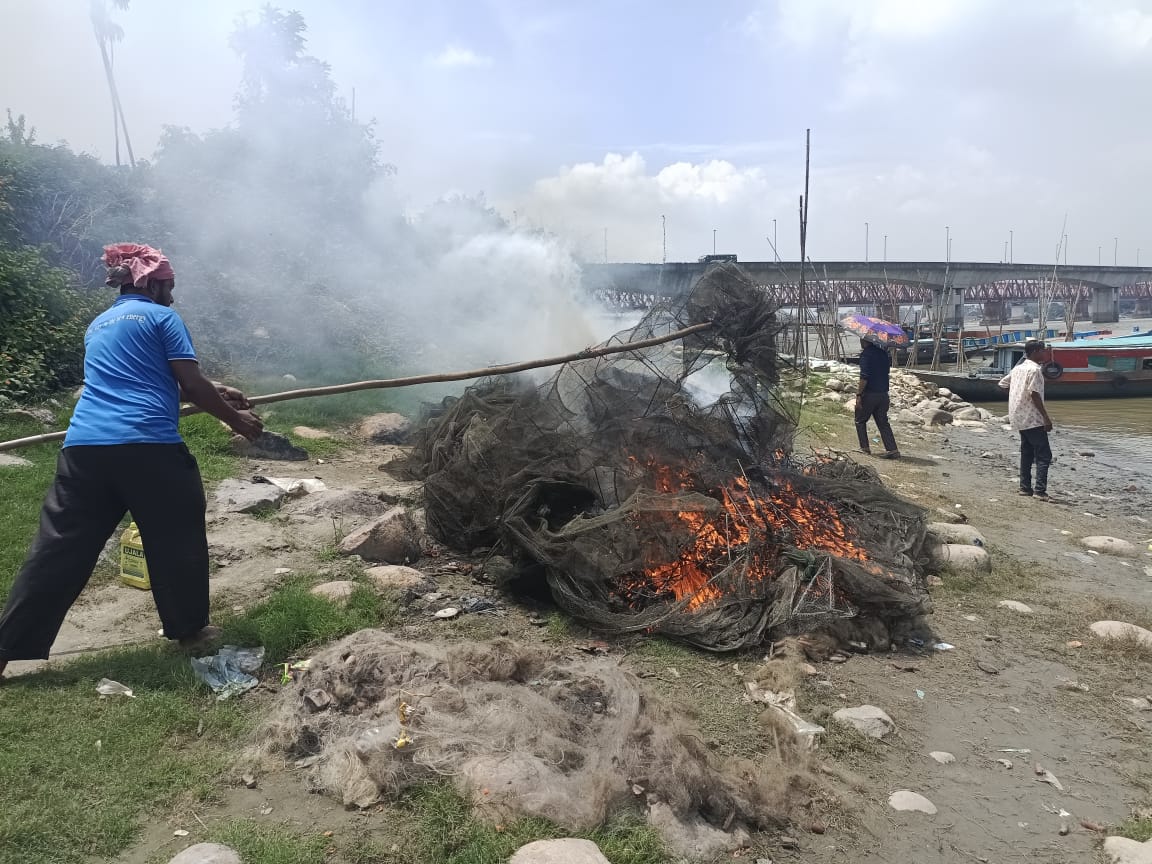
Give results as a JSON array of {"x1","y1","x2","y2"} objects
[
  {"x1": 310, "y1": 580, "x2": 358, "y2": 603},
  {"x1": 231, "y1": 431, "x2": 309, "y2": 461},
  {"x1": 213, "y1": 479, "x2": 286, "y2": 513},
  {"x1": 1090, "y1": 620, "x2": 1152, "y2": 647},
  {"x1": 1104, "y1": 835, "x2": 1152, "y2": 864},
  {"x1": 832, "y1": 705, "x2": 895, "y2": 739},
  {"x1": 168, "y1": 844, "x2": 242, "y2": 864},
  {"x1": 921, "y1": 409, "x2": 954, "y2": 426},
  {"x1": 365, "y1": 564, "x2": 430, "y2": 592},
  {"x1": 1079, "y1": 536, "x2": 1137, "y2": 557},
  {"x1": 286, "y1": 489, "x2": 390, "y2": 519},
  {"x1": 509, "y1": 840, "x2": 611, "y2": 864},
  {"x1": 929, "y1": 543, "x2": 991, "y2": 573},
  {"x1": 358, "y1": 412, "x2": 412, "y2": 444},
  {"x1": 926, "y1": 522, "x2": 986, "y2": 546},
  {"x1": 0, "y1": 453, "x2": 33, "y2": 468},
  {"x1": 952, "y1": 407, "x2": 982, "y2": 421},
  {"x1": 339, "y1": 506, "x2": 423, "y2": 564}
]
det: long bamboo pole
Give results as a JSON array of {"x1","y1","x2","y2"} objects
[{"x1": 0, "y1": 321, "x2": 714, "y2": 453}]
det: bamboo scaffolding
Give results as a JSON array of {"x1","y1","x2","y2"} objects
[{"x1": 0, "y1": 321, "x2": 714, "y2": 453}]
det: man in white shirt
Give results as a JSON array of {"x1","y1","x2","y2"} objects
[{"x1": 998, "y1": 340, "x2": 1054, "y2": 501}]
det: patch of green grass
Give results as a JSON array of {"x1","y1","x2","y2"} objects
[
  {"x1": 1114, "y1": 814, "x2": 1152, "y2": 843},
  {"x1": 210, "y1": 820, "x2": 333, "y2": 864},
  {"x1": 934, "y1": 546, "x2": 1042, "y2": 599},
  {"x1": 0, "y1": 646, "x2": 251, "y2": 864},
  {"x1": 180, "y1": 412, "x2": 240, "y2": 484},
  {"x1": 0, "y1": 415, "x2": 62, "y2": 596},
  {"x1": 218, "y1": 579, "x2": 398, "y2": 665}
]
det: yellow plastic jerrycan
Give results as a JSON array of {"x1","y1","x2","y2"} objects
[{"x1": 119, "y1": 522, "x2": 151, "y2": 590}]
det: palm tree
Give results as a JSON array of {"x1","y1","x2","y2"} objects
[{"x1": 89, "y1": 0, "x2": 135, "y2": 168}]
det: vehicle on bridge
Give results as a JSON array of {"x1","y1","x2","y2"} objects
[{"x1": 910, "y1": 333, "x2": 1152, "y2": 399}]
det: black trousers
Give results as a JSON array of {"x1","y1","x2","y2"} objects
[
  {"x1": 1019, "y1": 426, "x2": 1052, "y2": 495},
  {"x1": 854, "y1": 391, "x2": 898, "y2": 453},
  {"x1": 0, "y1": 444, "x2": 209, "y2": 661}
]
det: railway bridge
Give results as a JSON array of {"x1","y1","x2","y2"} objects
[{"x1": 581, "y1": 259, "x2": 1152, "y2": 324}]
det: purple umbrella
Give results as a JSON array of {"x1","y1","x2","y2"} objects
[{"x1": 839, "y1": 314, "x2": 909, "y2": 347}]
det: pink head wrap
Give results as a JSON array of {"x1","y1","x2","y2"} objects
[{"x1": 102, "y1": 243, "x2": 176, "y2": 288}]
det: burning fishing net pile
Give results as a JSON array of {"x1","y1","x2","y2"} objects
[
  {"x1": 404, "y1": 263, "x2": 933, "y2": 650},
  {"x1": 256, "y1": 632, "x2": 809, "y2": 855}
]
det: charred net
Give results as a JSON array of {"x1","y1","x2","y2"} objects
[{"x1": 405, "y1": 263, "x2": 932, "y2": 650}]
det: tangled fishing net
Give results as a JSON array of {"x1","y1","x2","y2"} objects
[
  {"x1": 402, "y1": 262, "x2": 933, "y2": 651},
  {"x1": 256, "y1": 631, "x2": 812, "y2": 856}
]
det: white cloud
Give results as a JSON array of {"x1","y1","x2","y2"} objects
[{"x1": 428, "y1": 44, "x2": 494, "y2": 69}]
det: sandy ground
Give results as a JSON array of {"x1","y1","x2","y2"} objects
[{"x1": 7, "y1": 417, "x2": 1150, "y2": 863}]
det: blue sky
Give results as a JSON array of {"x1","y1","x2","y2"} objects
[{"x1": 5, "y1": 0, "x2": 1152, "y2": 264}]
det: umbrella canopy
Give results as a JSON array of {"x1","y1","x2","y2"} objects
[{"x1": 839, "y1": 314, "x2": 909, "y2": 347}]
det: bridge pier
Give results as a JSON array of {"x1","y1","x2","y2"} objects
[
  {"x1": 981, "y1": 300, "x2": 1011, "y2": 324},
  {"x1": 1090, "y1": 285, "x2": 1119, "y2": 324},
  {"x1": 1074, "y1": 296, "x2": 1090, "y2": 320},
  {"x1": 931, "y1": 289, "x2": 964, "y2": 326},
  {"x1": 1134, "y1": 297, "x2": 1152, "y2": 317}
]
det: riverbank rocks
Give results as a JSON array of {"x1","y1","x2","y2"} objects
[
  {"x1": 231, "y1": 431, "x2": 309, "y2": 461},
  {"x1": 0, "y1": 454, "x2": 32, "y2": 468},
  {"x1": 926, "y1": 522, "x2": 986, "y2": 546},
  {"x1": 168, "y1": 844, "x2": 241, "y2": 864},
  {"x1": 0, "y1": 407, "x2": 55, "y2": 426},
  {"x1": 509, "y1": 839, "x2": 611, "y2": 864},
  {"x1": 832, "y1": 705, "x2": 895, "y2": 738},
  {"x1": 359, "y1": 412, "x2": 412, "y2": 444},
  {"x1": 1079, "y1": 536, "x2": 1138, "y2": 557},
  {"x1": 929, "y1": 543, "x2": 991, "y2": 573},
  {"x1": 1090, "y1": 620, "x2": 1152, "y2": 647},
  {"x1": 310, "y1": 581, "x2": 357, "y2": 602},
  {"x1": 214, "y1": 479, "x2": 286, "y2": 513},
  {"x1": 365, "y1": 564, "x2": 429, "y2": 593},
  {"x1": 339, "y1": 506, "x2": 423, "y2": 564},
  {"x1": 1104, "y1": 835, "x2": 1152, "y2": 864},
  {"x1": 809, "y1": 360, "x2": 999, "y2": 429},
  {"x1": 997, "y1": 600, "x2": 1034, "y2": 614},
  {"x1": 888, "y1": 790, "x2": 937, "y2": 815}
]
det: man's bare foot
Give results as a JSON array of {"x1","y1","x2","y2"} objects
[{"x1": 178, "y1": 625, "x2": 223, "y2": 652}]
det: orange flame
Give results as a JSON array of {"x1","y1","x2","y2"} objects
[{"x1": 624, "y1": 459, "x2": 874, "y2": 612}]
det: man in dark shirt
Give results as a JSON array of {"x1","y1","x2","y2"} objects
[{"x1": 854, "y1": 337, "x2": 900, "y2": 459}]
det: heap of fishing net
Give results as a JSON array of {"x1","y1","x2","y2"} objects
[
  {"x1": 255, "y1": 631, "x2": 813, "y2": 857},
  {"x1": 402, "y1": 262, "x2": 933, "y2": 651}
]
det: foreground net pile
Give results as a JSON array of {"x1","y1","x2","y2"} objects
[
  {"x1": 405, "y1": 263, "x2": 933, "y2": 650},
  {"x1": 257, "y1": 632, "x2": 810, "y2": 854}
]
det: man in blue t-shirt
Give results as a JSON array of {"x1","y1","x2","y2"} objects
[
  {"x1": 854, "y1": 336, "x2": 900, "y2": 459},
  {"x1": 0, "y1": 244, "x2": 263, "y2": 679}
]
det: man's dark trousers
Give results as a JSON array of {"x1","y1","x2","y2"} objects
[
  {"x1": 0, "y1": 443, "x2": 210, "y2": 661},
  {"x1": 855, "y1": 391, "x2": 898, "y2": 453},
  {"x1": 1019, "y1": 426, "x2": 1052, "y2": 495}
]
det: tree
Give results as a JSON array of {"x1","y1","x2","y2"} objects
[
  {"x1": 4, "y1": 110, "x2": 36, "y2": 146},
  {"x1": 89, "y1": 0, "x2": 135, "y2": 168}
]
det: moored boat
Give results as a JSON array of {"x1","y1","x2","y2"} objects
[{"x1": 909, "y1": 334, "x2": 1152, "y2": 400}]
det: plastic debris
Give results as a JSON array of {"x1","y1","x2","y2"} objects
[
  {"x1": 96, "y1": 678, "x2": 134, "y2": 698},
  {"x1": 1036, "y1": 769, "x2": 1065, "y2": 791},
  {"x1": 915, "y1": 689, "x2": 925, "y2": 700},
  {"x1": 996, "y1": 759, "x2": 1013, "y2": 769},
  {"x1": 745, "y1": 682, "x2": 825, "y2": 749},
  {"x1": 433, "y1": 607, "x2": 460, "y2": 619},
  {"x1": 279, "y1": 659, "x2": 311, "y2": 685},
  {"x1": 934, "y1": 642, "x2": 955, "y2": 652},
  {"x1": 928, "y1": 751, "x2": 955, "y2": 764},
  {"x1": 190, "y1": 646, "x2": 265, "y2": 701},
  {"x1": 1056, "y1": 678, "x2": 1089, "y2": 693},
  {"x1": 173, "y1": 829, "x2": 190, "y2": 837}
]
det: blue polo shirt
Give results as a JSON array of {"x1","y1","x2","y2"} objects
[
  {"x1": 64, "y1": 295, "x2": 198, "y2": 447},
  {"x1": 858, "y1": 342, "x2": 891, "y2": 394}
]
